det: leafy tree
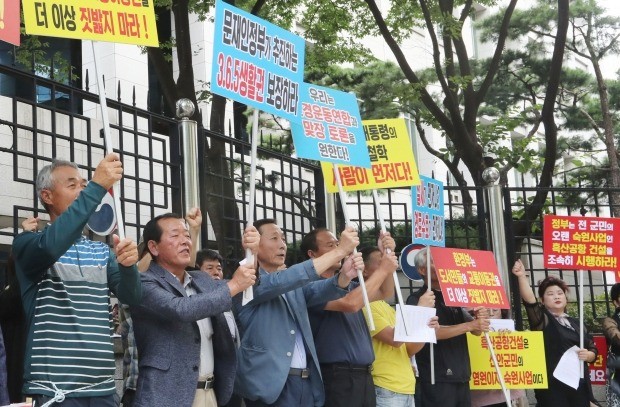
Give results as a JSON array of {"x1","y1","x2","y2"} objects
[
  {"x1": 357, "y1": 0, "x2": 569, "y2": 235},
  {"x1": 492, "y1": 0, "x2": 620, "y2": 215}
]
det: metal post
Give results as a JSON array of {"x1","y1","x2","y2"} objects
[
  {"x1": 325, "y1": 189, "x2": 337, "y2": 234},
  {"x1": 177, "y1": 98, "x2": 200, "y2": 249},
  {"x1": 482, "y1": 167, "x2": 511, "y2": 315}
]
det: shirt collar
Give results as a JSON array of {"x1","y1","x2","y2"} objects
[{"x1": 170, "y1": 270, "x2": 193, "y2": 288}]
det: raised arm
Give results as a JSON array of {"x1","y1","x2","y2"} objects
[
  {"x1": 324, "y1": 250, "x2": 395, "y2": 313},
  {"x1": 512, "y1": 259, "x2": 536, "y2": 304},
  {"x1": 311, "y1": 226, "x2": 359, "y2": 277}
]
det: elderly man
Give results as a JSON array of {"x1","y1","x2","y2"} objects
[
  {"x1": 234, "y1": 219, "x2": 362, "y2": 407},
  {"x1": 131, "y1": 213, "x2": 257, "y2": 407},
  {"x1": 406, "y1": 248, "x2": 490, "y2": 407},
  {"x1": 303, "y1": 229, "x2": 396, "y2": 407},
  {"x1": 13, "y1": 154, "x2": 142, "y2": 406}
]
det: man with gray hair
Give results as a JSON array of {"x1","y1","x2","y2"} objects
[
  {"x1": 13, "y1": 153, "x2": 142, "y2": 406},
  {"x1": 406, "y1": 248, "x2": 489, "y2": 407}
]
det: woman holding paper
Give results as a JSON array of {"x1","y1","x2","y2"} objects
[{"x1": 512, "y1": 259, "x2": 597, "y2": 407}]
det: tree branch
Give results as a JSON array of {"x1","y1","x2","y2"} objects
[
  {"x1": 522, "y1": 0, "x2": 569, "y2": 228},
  {"x1": 363, "y1": 0, "x2": 453, "y2": 133},
  {"x1": 475, "y1": 0, "x2": 518, "y2": 107}
]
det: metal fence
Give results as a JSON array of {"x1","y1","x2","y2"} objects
[
  {"x1": 0, "y1": 63, "x2": 183, "y2": 248},
  {"x1": 1, "y1": 64, "x2": 619, "y2": 333}
]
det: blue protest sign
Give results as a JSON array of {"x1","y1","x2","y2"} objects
[
  {"x1": 411, "y1": 175, "x2": 445, "y2": 246},
  {"x1": 290, "y1": 83, "x2": 371, "y2": 168},
  {"x1": 211, "y1": 0, "x2": 305, "y2": 122}
]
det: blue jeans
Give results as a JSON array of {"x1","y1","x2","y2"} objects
[{"x1": 375, "y1": 386, "x2": 415, "y2": 407}]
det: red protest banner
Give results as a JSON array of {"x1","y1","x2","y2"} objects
[
  {"x1": 543, "y1": 215, "x2": 620, "y2": 271},
  {"x1": 589, "y1": 336, "x2": 606, "y2": 385},
  {"x1": 0, "y1": 0, "x2": 20, "y2": 46},
  {"x1": 430, "y1": 247, "x2": 509, "y2": 309}
]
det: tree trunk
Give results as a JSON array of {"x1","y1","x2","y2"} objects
[
  {"x1": 516, "y1": 0, "x2": 569, "y2": 237},
  {"x1": 590, "y1": 55, "x2": 620, "y2": 216}
]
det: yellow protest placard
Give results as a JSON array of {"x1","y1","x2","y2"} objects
[
  {"x1": 23, "y1": 0, "x2": 159, "y2": 47},
  {"x1": 467, "y1": 331, "x2": 548, "y2": 389},
  {"x1": 320, "y1": 118, "x2": 420, "y2": 192}
]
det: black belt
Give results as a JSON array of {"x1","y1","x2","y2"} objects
[
  {"x1": 322, "y1": 363, "x2": 372, "y2": 373},
  {"x1": 289, "y1": 367, "x2": 310, "y2": 379},
  {"x1": 197, "y1": 376, "x2": 215, "y2": 389}
]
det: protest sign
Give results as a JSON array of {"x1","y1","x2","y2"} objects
[
  {"x1": 23, "y1": 0, "x2": 158, "y2": 46},
  {"x1": 412, "y1": 176, "x2": 445, "y2": 247},
  {"x1": 430, "y1": 247, "x2": 510, "y2": 309},
  {"x1": 589, "y1": 335, "x2": 606, "y2": 385},
  {"x1": 543, "y1": 215, "x2": 620, "y2": 271},
  {"x1": 320, "y1": 118, "x2": 420, "y2": 191},
  {"x1": 291, "y1": 83, "x2": 369, "y2": 167},
  {"x1": 468, "y1": 331, "x2": 547, "y2": 389},
  {"x1": 211, "y1": 0, "x2": 305, "y2": 122},
  {"x1": 0, "y1": 0, "x2": 20, "y2": 45}
]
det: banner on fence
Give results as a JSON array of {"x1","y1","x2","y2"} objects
[
  {"x1": 589, "y1": 335, "x2": 606, "y2": 385},
  {"x1": 23, "y1": 0, "x2": 159, "y2": 46}
]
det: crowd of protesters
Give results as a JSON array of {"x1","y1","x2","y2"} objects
[{"x1": 0, "y1": 155, "x2": 614, "y2": 407}]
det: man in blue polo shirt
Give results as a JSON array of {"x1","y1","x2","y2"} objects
[{"x1": 304, "y1": 228, "x2": 397, "y2": 407}]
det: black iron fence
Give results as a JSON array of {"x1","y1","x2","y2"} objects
[{"x1": 1, "y1": 64, "x2": 619, "y2": 333}]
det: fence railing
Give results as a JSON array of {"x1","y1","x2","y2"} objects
[{"x1": 1, "y1": 63, "x2": 619, "y2": 332}]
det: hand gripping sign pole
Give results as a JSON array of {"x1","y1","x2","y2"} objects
[
  {"x1": 241, "y1": 109, "x2": 260, "y2": 306},
  {"x1": 371, "y1": 189, "x2": 409, "y2": 335},
  {"x1": 91, "y1": 41, "x2": 125, "y2": 240},
  {"x1": 333, "y1": 163, "x2": 374, "y2": 330}
]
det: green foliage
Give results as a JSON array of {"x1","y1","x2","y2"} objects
[
  {"x1": 305, "y1": 61, "x2": 407, "y2": 120},
  {"x1": 11, "y1": 35, "x2": 77, "y2": 84},
  {"x1": 566, "y1": 293, "x2": 608, "y2": 334}
]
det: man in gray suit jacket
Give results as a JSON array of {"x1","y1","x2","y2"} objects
[
  {"x1": 234, "y1": 219, "x2": 363, "y2": 407},
  {"x1": 132, "y1": 213, "x2": 257, "y2": 407}
]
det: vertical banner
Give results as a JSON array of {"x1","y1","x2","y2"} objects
[
  {"x1": 589, "y1": 336, "x2": 607, "y2": 385},
  {"x1": 430, "y1": 247, "x2": 510, "y2": 309},
  {"x1": 0, "y1": 0, "x2": 20, "y2": 46},
  {"x1": 320, "y1": 118, "x2": 420, "y2": 191},
  {"x1": 211, "y1": 0, "x2": 305, "y2": 122},
  {"x1": 543, "y1": 215, "x2": 620, "y2": 271},
  {"x1": 290, "y1": 83, "x2": 370, "y2": 167},
  {"x1": 23, "y1": 0, "x2": 159, "y2": 46},
  {"x1": 468, "y1": 331, "x2": 548, "y2": 389},
  {"x1": 412, "y1": 175, "x2": 445, "y2": 247}
]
